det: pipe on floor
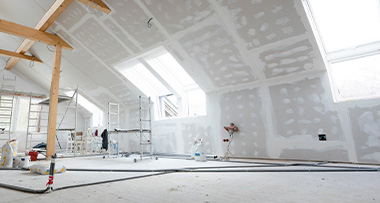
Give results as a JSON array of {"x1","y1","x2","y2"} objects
[
  {"x1": 1, "y1": 165, "x2": 379, "y2": 194},
  {"x1": 0, "y1": 183, "x2": 50, "y2": 194}
]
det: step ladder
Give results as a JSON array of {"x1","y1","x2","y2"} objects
[
  {"x1": 139, "y1": 96, "x2": 152, "y2": 160},
  {"x1": 0, "y1": 76, "x2": 16, "y2": 142},
  {"x1": 108, "y1": 102, "x2": 119, "y2": 157}
]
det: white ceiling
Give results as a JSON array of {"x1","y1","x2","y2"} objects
[{"x1": 0, "y1": 0, "x2": 325, "y2": 110}]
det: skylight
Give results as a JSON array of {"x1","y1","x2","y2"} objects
[
  {"x1": 145, "y1": 52, "x2": 197, "y2": 89},
  {"x1": 115, "y1": 47, "x2": 207, "y2": 118},
  {"x1": 65, "y1": 91, "x2": 103, "y2": 127},
  {"x1": 77, "y1": 94, "x2": 103, "y2": 127},
  {"x1": 305, "y1": 0, "x2": 380, "y2": 102},
  {"x1": 116, "y1": 62, "x2": 169, "y2": 97},
  {"x1": 308, "y1": 0, "x2": 380, "y2": 53},
  {"x1": 331, "y1": 54, "x2": 380, "y2": 100}
]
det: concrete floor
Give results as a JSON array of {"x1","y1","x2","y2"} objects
[{"x1": 1, "y1": 156, "x2": 380, "y2": 203}]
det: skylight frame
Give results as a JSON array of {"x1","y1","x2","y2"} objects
[
  {"x1": 116, "y1": 62, "x2": 170, "y2": 98},
  {"x1": 114, "y1": 46, "x2": 207, "y2": 119},
  {"x1": 306, "y1": 0, "x2": 380, "y2": 54},
  {"x1": 304, "y1": 0, "x2": 380, "y2": 102}
]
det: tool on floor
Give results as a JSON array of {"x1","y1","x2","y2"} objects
[
  {"x1": 46, "y1": 154, "x2": 56, "y2": 192},
  {"x1": 222, "y1": 123, "x2": 239, "y2": 160}
]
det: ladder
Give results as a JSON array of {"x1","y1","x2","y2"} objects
[
  {"x1": 0, "y1": 76, "x2": 16, "y2": 142},
  {"x1": 25, "y1": 89, "x2": 78, "y2": 154},
  {"x1": 25, "y1": 94, "x2": 47, "y2": 150},
  {"x1": 139, "y1": 96, "x2": 152, "y2": 160},
  {"x1": 108, "y1": 102, "x2": 119, "y2": 156}
]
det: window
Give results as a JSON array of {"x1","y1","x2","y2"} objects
[
  {"x1": 115, "y1": 47, "x2": 206, "y2": 119},
  {"x1": 77, "y1": 94, "x2": 103, "y2": 127},
  {"x1": 15, "y1": 98, "x2": 29, "y2": 131},
  {"x1": 305, "y1": 0, "x2": 380, "y2": 101},
  {"x1": 159, "y1": 94, "x2": 178, "y2": 118},
  {"x1": 64, "y1": 91, "x2": 103, "y2": 127},
  {"x1": 116, "y1": 61, "x2": 170, "y2": 97}
]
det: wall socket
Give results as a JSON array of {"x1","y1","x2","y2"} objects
[{"x1": 318, "y1": 134, "x2": 326, "y2": 141}]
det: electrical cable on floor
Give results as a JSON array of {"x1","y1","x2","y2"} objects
[{"x1": 1, "y1": 156, "x2": 380, "y2": 194}]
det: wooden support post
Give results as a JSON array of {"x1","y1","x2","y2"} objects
[{"x1": 46, "y1": 45, "x2": 62, "y2": 160}]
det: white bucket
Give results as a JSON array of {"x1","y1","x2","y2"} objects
[
  {"x1": 13, "y1": 156, "x2": 21, "y2": 168},
  {"x1": 194, "y1": 141, "x2": 207, "y2": 162},
  {"x1": 20, "y1": 156, "x2": 30, "y2": 168}
]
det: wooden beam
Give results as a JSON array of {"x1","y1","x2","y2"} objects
[
  {"x1": 0, "y1": 49, "x2": 43, "y2": 63},
  {"x1": 46, "y1": 45, "x2": 62, "y2": 160},
  {"x1": 0, "y1": 19, "x2": 73, "y2": 51},
  {"x1": 5, "y1": 0, "x2": 74, "y2": 70},
  {"x1": 76, "y1": 0, "x2": 111, "y2": 14}
]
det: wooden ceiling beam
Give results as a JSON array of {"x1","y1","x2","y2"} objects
[
  {"x1": 76, "y1": 0, "x2": 111, "y2": 14},
  {"x1": 5, "y1": 0, "x2": 74, "y2": 70},
  {"x1": 0, "y1": 19, "x2": 73, "y2": 51},
  {"x1": 0, "y1": 49, "x2": 43, "y2": 63}
]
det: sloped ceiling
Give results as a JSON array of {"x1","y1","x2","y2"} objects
[{"x1": 0, "y1": 0, "x2": 325, "y2": 110}]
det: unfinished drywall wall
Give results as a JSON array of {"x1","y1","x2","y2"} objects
[
  {"x1": 142, "y1": 0, "x2": 215, "y2": 35},
  {"x1": 269, "y1": 76, "x2": 349, "y2": 161},
  {"x1": 349, "y1": 104, "x2": 380, "y2": 163},
  {"x1": 107, "y1": 0, "x2": 166, "y2": 49},
  {"x1": 182, "y1": 123, "x2": 213, "y2": 154},
  {"x1": 128, "y1": 104, "x2": 215, "y2": 155},
  {"x1": 179, "y1": 21, "x2": 256, "y2": 88},
  {"x1": 257, "y1": 39, "x2": 314, "y2": 78},
  {"x1": 217, "y1": 0, "x2": 307, "y2": 49},
  {"x1": 220, "y1": 87, "x2": 268, "y2": 157},
  {"x1": 72, "y1": 18, "x2": 130, "y2": 65}
]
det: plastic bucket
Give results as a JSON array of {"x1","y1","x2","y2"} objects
[{"x1": 28, "y1": 151, "x2": 38, "y2": 161}]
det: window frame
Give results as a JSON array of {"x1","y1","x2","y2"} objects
[
  {"x1": 115, "y1": 47, "x2": 207, "y2": 120},
  {"x1": 303, "y1": 0, "x2": 380, "y2": 102}
]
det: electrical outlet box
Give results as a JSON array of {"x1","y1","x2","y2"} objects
[{"x1": 319, "y1": 134, "x2": 326, "y2": 141}]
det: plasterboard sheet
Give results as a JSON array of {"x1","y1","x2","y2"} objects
[
  {"x1": 0, "y1": 33, "x2": 23, "y2": 51},
  {"x1": 103, "y1": 18, "x2": 140, "y2": 53},
  {"x1": 182, "y1": 124, "x2": 213, "y2": 154},
  {"x1": 220, "y1": 87, "x2": 268, "y2": 157},
  {"x1": 56, "y1": 1, "x2": 87, "y2": 31},
  {"x1": 88, "y1": 69, "x2": 123, "y2": 87},
  {"x1": 72, "y1": 18, "x2": 130, "y2": 64},
  {"x1": 217, "y1": 0, "x2": 306, "y2": 50},
  {"x1": 0, "y1": 0, "x2": 47, "y2": 28},
  {"x1": 152, "y1": 131, "x2": 178, "y2": 153},
  {"x1": 141, "y1": 0, "x2": 215, "y2": 35},
  {"x1": 349, "y1": 104, "x2": 380, "y2": 164},
  {"x1": 28, "y1": 41, "x2": 55, "y2": 63},
  {"x1": 269, "y1": 77, "x2": 343, "y2": 140},
  {"x1": 61, "y1": 44, "x2": 104, "y2": 76},
  {"x1": 107, "y1": 84, "x2": 138, "y2": 105},
  {"x1": 259, "y1": 39, "x2": 314, "y2": 78},
  {"x1": 107, "y1": 0, "x2": 166, "y2": 49},
  {"x1": 179, "y1": 22, "x2": 256, "y2": 88},
  {"x1": 33, "y1": 0, "x2": 55, "y2": 11},
  {"x1": 59, "y1": 57, "x2": 98, "y2": 90}
]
